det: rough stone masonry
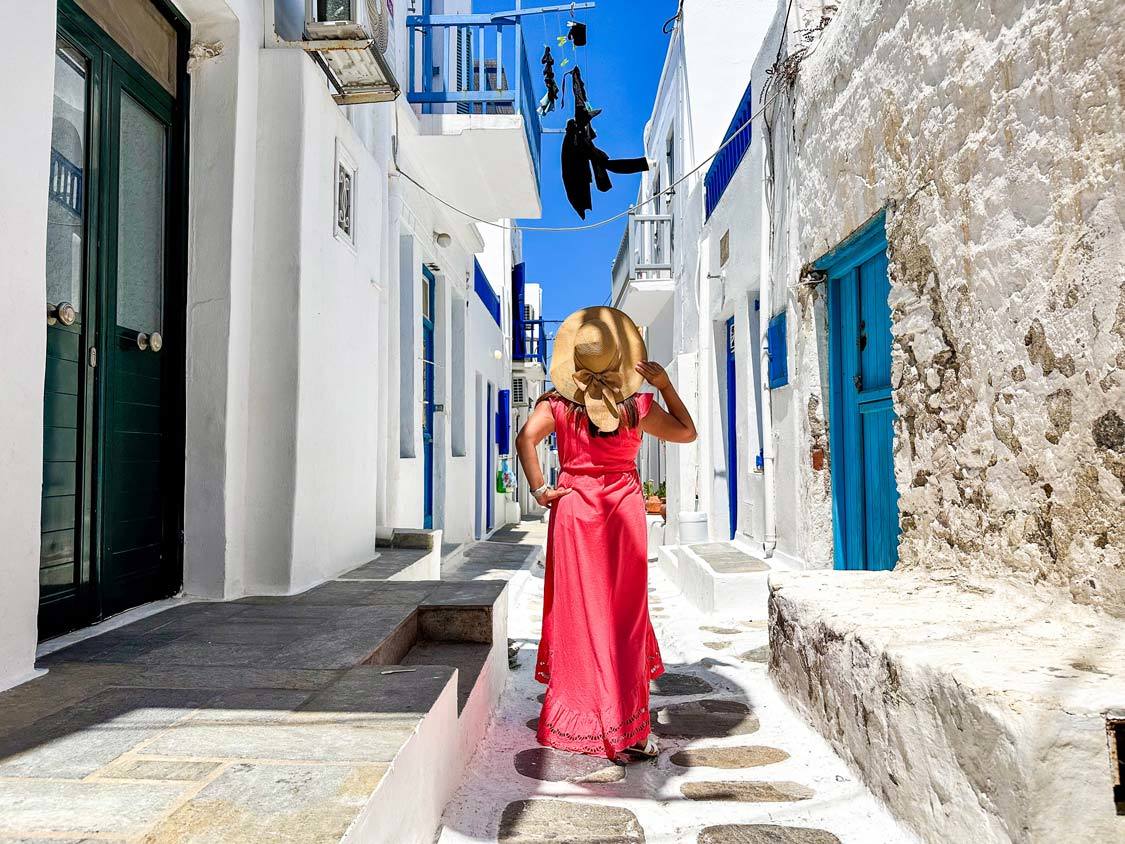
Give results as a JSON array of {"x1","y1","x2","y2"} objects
[{"x1": 786, "y1": 0, "x2": 1124, "y2": 613}]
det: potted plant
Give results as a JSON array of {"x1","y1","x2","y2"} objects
[
  {"x1": 644, "y1": 480, "x2": 663, "y2": 514},
  {"x1": 657, "y1": 481, "x2": 667, "y2": 520}
]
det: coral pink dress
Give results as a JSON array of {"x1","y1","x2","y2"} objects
[{"x1": 535, "y1": 392, "x2": 664, "y2": 758}]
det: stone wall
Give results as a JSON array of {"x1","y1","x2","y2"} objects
[{"x1": 784, "y1": 0, "x2": 1123, "y2": 611}]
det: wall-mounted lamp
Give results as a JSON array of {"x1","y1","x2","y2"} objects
[
  {"x1": 493, "y1": 349, "x2": 503, "y2": 361},
  {"x1": 433, "y1": 231, "x2": 452, "y2": 248}
]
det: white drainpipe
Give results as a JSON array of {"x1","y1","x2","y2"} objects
[{"x1": 758, "y1": 173, "x2": 778, "y2": 558}]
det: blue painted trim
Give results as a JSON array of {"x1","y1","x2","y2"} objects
[
  {"x1": 496, "y1": 389, "x2": 511, "y2": 454},
  {"x1": 474, "y1": 259, "x2": 502, "y2": 328},
  {"x1": 822, "y1": 209, "x2": 898, "y2": 571},
  {"x1": 814, "y1": 209, "x2": 889, "y2": 276},
  {"x1": 704, "y1": 77, "x2": 753, "y2": 220},
  {"x1": 422, "y1": 265, "x2": 436, "y2": 530},
  {"x1": 766, "y1": 311, "x2": 788, "y2": 389},
  {"x1": 725, "y1": 317, "x2": 738, "y2": 539}
]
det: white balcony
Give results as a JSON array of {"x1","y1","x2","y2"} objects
[
  {"x1": 611, "y1": 212, "x2": 675, "y2": 326},
  {"x1": 404, "y1": 14, "x2": 542, "y2": 220}
]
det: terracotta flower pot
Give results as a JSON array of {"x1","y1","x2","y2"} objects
[{"x1": 645, "y1": 495, "x2": 663, "y2": 514}]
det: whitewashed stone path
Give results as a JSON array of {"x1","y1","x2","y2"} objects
[{"x1": 437, "y1": 528, "x2": 918, "y2": 844}]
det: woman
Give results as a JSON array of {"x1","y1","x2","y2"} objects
[{"x1": 515, "y1": 307, "x2": 697, "y2": 760}]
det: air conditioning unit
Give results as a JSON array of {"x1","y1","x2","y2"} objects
[
  {"x1": 512, "y1": 377, "x2": 528, "y2": 406},
  {"x1": 300, "y1": 0, "x2": 400, "y2": 105}
]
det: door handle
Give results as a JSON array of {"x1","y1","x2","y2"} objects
[
  {"x1": 133, "y1": 331, "x2": 162, "y2": 352},
  {"x1": 48, "y1": 302, "x2": 76, "y2": 326}
]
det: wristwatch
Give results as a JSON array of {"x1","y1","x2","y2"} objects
[{"x1": 532, "y1": 483, "x2": 553, "y2": 498}]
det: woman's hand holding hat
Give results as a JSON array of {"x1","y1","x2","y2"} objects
[{"x1": 636, "y1": 361, "x2": 670, "y2": 390}]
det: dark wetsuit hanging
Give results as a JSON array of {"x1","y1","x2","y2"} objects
[
  {"x1": 560, "y1": 66, "x2": 648, "y2": 219},
  {"x1": 539, "y1": 46, "x2": 559, "y2": 116}
]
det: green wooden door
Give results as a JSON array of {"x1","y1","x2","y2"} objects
[{"x1": 40, "y1": 1, "x2": 186, "y2": 638}]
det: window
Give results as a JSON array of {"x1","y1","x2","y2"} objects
[
  {"x1": 334, "y1": 140, "x2": 357, "y2": 248},
  {"x1": 767, "y1": 310, "x2": 788, "y2": 389}
]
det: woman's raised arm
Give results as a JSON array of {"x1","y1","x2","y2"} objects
[{"x1": 635, "y1": 361, "x2": 698, "y2": 444}]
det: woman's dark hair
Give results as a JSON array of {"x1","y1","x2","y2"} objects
[{"x1": 537, "y1": 388, "x2": 640, "y2": 436}]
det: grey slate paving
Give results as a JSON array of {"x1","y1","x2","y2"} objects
[
  {"x1": 513, "y1": 748, "x2": 625, "y2": 783},
  {"x1": 698, "y1": 826, "x2": 842, "y2": 844},
  {"x1": 498, "y1": 799, "x2": 645, "y2": 843},
  {"x1": 688, "y1": 544, "x2": 771, "y2": 574},
  {"x1": 651, "y1": 699, "x2": 760, "y2": 739},
  {"x1": 650, "y1": 672, "x2": 715, "y2": 696},
  {"x1": 670, "y1": 746, "x2": 790, "y2": 769},
  {"x1": 681, "y1": 781, "x2": 814, "y2": 802},
  {"x1": 0, "y1": 779, "x2": 186, "y2": 837}
]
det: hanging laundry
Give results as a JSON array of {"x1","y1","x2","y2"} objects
[
  {"x1": 538, "y1": 46, "x2": 559, "y2": 117},
  {"x1": 560, "y1": 68, "x2": 648, "y2": 219},
  {"x1": 566, "y1": 21, "x2": 588, "y2": 47}
]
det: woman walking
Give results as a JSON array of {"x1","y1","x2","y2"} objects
[{"x1": 515, "y1": 307, "x2": 697, "y2": 759}]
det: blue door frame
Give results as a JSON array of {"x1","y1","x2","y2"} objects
[
  {"x1": 486, "y1": 383, "x2": 494, "y2": 532},
  {"x1": 725, "y1": 317, "x2": 738, "y2": 539},
  {"x1": 422, "y1": 266, "x2": 436, "y2": 529},
  {"x1": 818, "y1": 211, "x2": 899, "y2": 570}
]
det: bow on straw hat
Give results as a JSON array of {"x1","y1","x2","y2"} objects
[{"x1": 550, "y1": 307, "x2": 647, "y2": 432}]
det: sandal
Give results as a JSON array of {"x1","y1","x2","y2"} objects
[{"x1": 618, "y1": 735, "x2": 659, "y2": 761}]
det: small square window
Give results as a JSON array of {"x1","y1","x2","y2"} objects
[{"x1": 334, "y1": 140, "x2": 357, "y2": 249}]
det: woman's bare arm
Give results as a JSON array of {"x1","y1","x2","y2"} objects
[
  {"x1": 515, "y1": 400, "x2": 572, "y2": 507},
  {"x1": 635, "y1": 361, "x2": 697, "y2": 443}
]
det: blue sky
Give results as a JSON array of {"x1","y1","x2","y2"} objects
[{"x1": 474, "y1": 0, "x2": 679, "y2": 324}]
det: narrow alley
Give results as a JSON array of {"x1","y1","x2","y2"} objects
[{"x1": 439, "y1": 521, "x2": 916, "y2": 843}]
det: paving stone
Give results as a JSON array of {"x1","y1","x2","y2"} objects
[
  {"x1": 143, "y1": 722, "x2": 417, "y2": 763},
  {"x1": 651, "y1": 699, "x2": 759, "y2": 739},
  {"x1": 0, "y1": 779, "x2": 185, "y2": 837},
  {"x1": 403, "y1": 642, "x2": 490, "y2": 712},
  {"x1": 700, "y1": 626, "x2": 741, "y2": 635},
  {"x1": 421, "y1": 580, "x2": 507, "y2": 608},
  {"x1": 98, "y1": 758, "x2": 222, "y2": 781},
  {"x1": 703, "y1": 641, "x2": 731, "y2": 650},
  {"x1": 681, "y1": 781, "x2": 814, "y2": 802},
  {"x1": 739, "y1": 646, "x2": 771, "y2": 664},
  {"x1": 498, "y1": 799, "x2": 644, "y2": 843},
  {"x1": 698, "y1": 824, "x2": 841, "y2": 843},
  {"x1": 142, "y1": 762, "x2": 387, "y2": 843},
  {"x1": 526, "y1": 717, "x2": 539, "y2": 731},
  {"x1": 650, "y1": 672, "x2": 714, "y2": 696},
  {"x1": 513, "y1": 748, "x2": 625, "y2": 783},
  {"x1": 670, "y1": 746, "x2": 789, "y2": 769},
  {"x1": 688, "y1": 544, "x2": 770, "y2": 574},
  {"x1": 0, "y1": 688, "x2": 214, "y2": 779}
]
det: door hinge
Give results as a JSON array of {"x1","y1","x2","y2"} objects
[
  {"x1": 88, "y1": 347, "x2": 97, "y2": 368},
  {"x1": 853, "y1": 374, "x2": 863, "y2": 391},
  {"x1": 179, "y1": 530, "x2": 185, "y2": 545}
]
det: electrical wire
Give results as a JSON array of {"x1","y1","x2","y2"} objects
[{"x1": 396, "y1": 31, "x2": 823, "y2": 234}]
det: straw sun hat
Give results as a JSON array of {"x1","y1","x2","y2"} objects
[{"x1": 549, "y1": 306, "x2": 647, "y2": 433}]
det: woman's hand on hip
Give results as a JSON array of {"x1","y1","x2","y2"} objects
[
  {"x1": 536, "y1": 487, "x2": 572, "y2": 508},
  {"x1": 636, "y1": 361, "x2": 671, "y2": 390}
]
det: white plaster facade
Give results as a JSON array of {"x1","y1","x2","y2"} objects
[
  {"x1": 619, "y1": 0, "x2": 1124, "y2": 840},
  {"x1": 611, "y1": 0, "x2": 777, "y2": 544},
  {"x1": 0, "y1": 0, "x2": 536, "y2": 690}
]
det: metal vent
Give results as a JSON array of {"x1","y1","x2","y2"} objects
[{"x1": 512, "y1": 377, "x2": 526, "y2": 405}]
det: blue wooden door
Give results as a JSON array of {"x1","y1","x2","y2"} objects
[
  {"x1": 822, "y1": 213, "x2": 899, "y2": 570},
  {"x1": 422, "y1": 266, "x2": 435, "y2": 529},
  {"x1": 726, "y1": 317, "x2": 738, "y2": 539}
]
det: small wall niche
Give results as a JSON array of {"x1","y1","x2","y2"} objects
[{"x1": 1110, "y1": 718, "x2": 1124, "y2": 815}]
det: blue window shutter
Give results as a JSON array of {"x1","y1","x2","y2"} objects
[
  {"x1": 496, "y1": 389, "x2": 511, "y2": 453},
  {"x1": 767, "y1": 311, "x2": 788, "y2": 389}
]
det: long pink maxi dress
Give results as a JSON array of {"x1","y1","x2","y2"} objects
[{"x1": 535, "y1": 392, "x2": 665, "y2": 758}]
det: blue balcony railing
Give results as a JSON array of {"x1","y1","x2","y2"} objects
[
  {"x1": 406, "y1": 14, "x2": 542, "y2": 182},
  {"x1": 704, "y1": 77, "x2": 754, "y2": 220},
  {"x1": 514, "y1": 318, "x2": 548, "y2": 367}
]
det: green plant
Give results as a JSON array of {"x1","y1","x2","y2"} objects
[
  {"x1": 657, "y1": 482, "x2": 667, "y2": 499},
  {"x1": 643, "y1": 480, "x2": 657, "y2": 497}
]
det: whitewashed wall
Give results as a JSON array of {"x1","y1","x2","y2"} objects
[{"x1": 0, "y1": 0, "x2": 58, "y2": 691}]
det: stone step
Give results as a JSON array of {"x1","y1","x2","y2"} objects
[
  {"x1": 1, "y1": 575, "x2": 508, "y2": 844},
  {"x1": 656, "y1": 540, "x2": 784, "y2": 616}
]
